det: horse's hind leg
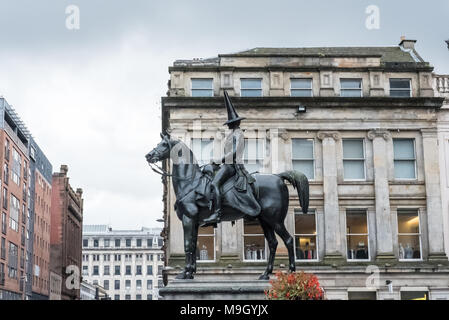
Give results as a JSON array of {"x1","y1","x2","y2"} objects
[
  {"x1": 258, "y1": 218, "x2": 278, "y2": 280},
  {"x1": 274, "y1": 223, "x2": 296, "y2": 272}
]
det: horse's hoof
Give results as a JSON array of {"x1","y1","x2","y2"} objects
[
  {"x1": 185, "y1": 273, "x2": 194, "y2": 280},
  {"x1": 258, "y1": 274, "x2": 270, "y2": 280}
]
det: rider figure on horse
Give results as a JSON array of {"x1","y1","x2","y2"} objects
[{"x1": 201, "y1": 91, "x2": 259, "y2": 226}]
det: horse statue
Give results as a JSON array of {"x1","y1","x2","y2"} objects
[{"x1": 145, "y1": 132, "x2": 309, "y2": 280}]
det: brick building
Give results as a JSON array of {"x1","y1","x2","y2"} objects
[
  {"x1": 0, "y1": 98, "x2": 31, "y2": 300},
  {"x1": 50, "y1": 165, "x2": 83, "y2": 300}
]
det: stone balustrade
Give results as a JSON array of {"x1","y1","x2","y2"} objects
[{"x1": 436, "y1": 75, "x2": 449, "y2": 97}]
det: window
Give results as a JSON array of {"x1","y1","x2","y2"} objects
[
  {"x1": 93, "y1": 266, "x2": 99, "y2": 276},
  {"x1": 104, "y1": 266, "x2": 110, "y2": 275},
  {"x1": 114, "y1": 254, "x2": 121, "y2": 261},
  {"x1": 290, "y1": 78, "x2": 313, "y2": 97},
  {"x1": 93, "y1": 239, "x2": 99, "y2": 247},
  {"x1": 136, "y1": 239, "x2": 142, "y2": 247},
  {"x1": 147, "y1": 239, "x2": 153, "y2": 248},
  {"x1": 346, "y1": 210, "x2": 369, "y2": 260},
  {"x1": 125, "y1": 294, "x2": 131, "y2": 300},
  {"x1": 125, "y1": 265, "x2": 131, "y2": 275},
  {"x1": 240, "y1": 78, "x2": 262, "y2": 97},
  {"x1": 3, "y1": 163, "x2": 8, "y2": 185},
  {"x1": 243, "y1": 219, "x2": 266, "y2": 261},
  {"x1": 4, "y1": 139, "x2": 10, "y2": 161},
  {"x1": 114, "y1": 266, "x2": 120, "y2": 275},
  {"x1": 397, "y1": 210, "x2": 421, "y2": 260},
  {"x1": 1, "y1": 213, "x2": 6, "y2": 235},
  {"x1": 103, "y1": 254, "x2": 110, "y2": 261},
  {"x1": 11, "y1": 149, "x2": 21, "y2": 186},
  {"x1": 114, "y1": 280, "x2": 120, "y2": 290},
  {"x1": 191, "y1": 78, "x2": 213, "y2": 97},
  {"x1": 147, "y1": 294, "x2": 153, "y2": 300},
  {"x1": 82, "y1": 266, "x2": 88, "y2": 276},
  {"x1": 115, "y1": 239, "x2": 121, "y2": 247},
  {"x1": 147, "y1": 253, "x2": 153, "y2": 261},
  {"x1": 292, "y1": 139, "x2": 314, "y2": 180},
  {"x1": 244, "y1": 138, "x2": 264, "y2": 173},
  {"x1": 7, "y1": 242, "x2": 18, "y2": 279},
  {"x1": 343, "y1": 139, "x2": 365, "y2": 180},
  {"x1": 114, "y1": 294, "x2": 120, "y2": 300},
  {"x1": 294, "y1": 209, "x2": 317, "y2": 260},
  {"x1": 1, "y1": 237, "x2": 6, "y2": 260},
  {"x1": 136, "y1": 265, "x2": 142, "y2": 275},
  {"x1": 196, "y1": 226, "x2": 215, "y2": 262},
  {"x1": 104, "y1": 239, "x2": 110, "y2": 247},
  {"x1": 126, "y1": 239, "x2": 131, "y2": 247},
  {"x1": 136, "y1": 280, "x2": 142, "y2": 290},
  {"x1": 125, "y1": 280, "x2": 131, "y2": 290},
  {"x1": 136, "y1": 294, "x2": 142, "y2": 300},
  {"x1": 2, "y1": 188, "x2": 7, "y2": 210},
  {"x1": 147, "y1": 279, "x2": 153, "y2": 290},
  {"x1": 103, "y1": 280, "x2": 109, "y2": 290},
  {"x1": 9, "y1": 195, "x2": 19, "y2": 232},
  {"x1": 393, "y1": 139, "x2": 416, "y2": 179},
  {"x1": 191, "y1": 139, "x2": 214, "y2": 166},
  {"x1": 157, "y1": 265, "x2": 163, "y2": 275},
  {"x1": 147, "y1": 265, "x2": 153, "y2": 275},
  {"x1": 400, "y1": 291, "x2": 428, "y2": 300},
  {"x1": 390, "y1": 79, "x2": 411, "y2": 97},
  {"x1": 340, "y1": 79, "x2": 362, "y2": 97}
]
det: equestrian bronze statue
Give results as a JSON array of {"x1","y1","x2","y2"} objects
[{"x1": 145, "y1": 92, "x2": 309, "y2": 280}]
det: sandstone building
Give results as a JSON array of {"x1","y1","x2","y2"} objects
[{"x1": 160, "y1": 39, "x2": 449, "y2": 300}]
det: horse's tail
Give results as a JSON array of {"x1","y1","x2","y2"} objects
[{"x1": 277, "y1": 170, "x2": 309, "y2": 213}]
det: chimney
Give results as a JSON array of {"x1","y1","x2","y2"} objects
[
  {"x1": 399, "y1": 36, "x2": 417, "y2": 50},
  {"x1": 76, "y1": 188, "x2": 83, "y2": 197},
  {"x1": 60, "y1": 165, "x2": 68, "y2": 176}
]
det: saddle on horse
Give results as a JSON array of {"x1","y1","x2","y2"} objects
[{"x1": 194, "y1": 163, "x2": 261, "y2": 218}]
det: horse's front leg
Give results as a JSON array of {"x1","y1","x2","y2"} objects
[{"x1": 176, "y1": 213, "x2": 197, "y2": 280}]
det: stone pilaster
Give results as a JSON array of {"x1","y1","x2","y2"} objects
[
  {"x1": 317, "y1": 131, "x2": 344, "y2": 262},
  {"x1": 367, "y1": 130, "x2": 395, "y2": 260},
  {"x1": 421, "y1": 129, "x2": 447, "y2": 261}
]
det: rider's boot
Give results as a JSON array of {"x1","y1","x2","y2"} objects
[{"x1": 201, "y1": 209, "x2": 222, "y2": 226}]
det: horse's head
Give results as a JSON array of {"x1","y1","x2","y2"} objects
[{"x1": 145, "y1": 133, "x2": 172, "y2": 164}]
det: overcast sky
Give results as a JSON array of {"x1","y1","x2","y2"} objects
[{"x1": 0, "y1": 0, "x2": 447, "y2": 229}]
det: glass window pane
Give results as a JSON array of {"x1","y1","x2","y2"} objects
[
  {"x1": 244, "y1": 220, "x2": 263, "y2": 234},
  {"x1": 293, "y1": 160, "x2": 314, "y2": 180},
  {"x1": 291, "y1": 79, "x2": 312, "y2": 89},
  {"x1": 295, "y1": 213, "x2": 316, "y2": 234},
  {"x1": 340, "y1": 79, "x2": 362, "y2": 89},
  {"x1": 401, "y1": 291, "x2": 428, "y2": 300},
  {"x1": 196, "y1": 236, "x2": 214, "y2": 261},
  {"x1": 348, "y1": 291, "x2": 376, "y2": 300},
  {"x1": 241, "y1": 89, "x2": 262, "y2": 97},
  {"x1": 394, "y1": 139, "x2": 414, "y2": 159},
  {"x1": 292, "y1": 139, "x2": 313, "y2": 159},
  {"x1": 191, "y1": 79, "x2": 213, "y2": 89},
  {"x1": 390, "y1": 90, "x2": 411, "y2": 97},
  {"x1": 341, "y1": 89, "x2": 362, "y2": 97},
  {"x1": 390, "y1": 79, "x2": 410, "y2": 89},
  {"x1": 398, "y1": 235, "x2": 421, "y2": 259},
  {"x1": 295, "y1": 236, "x2": 317, "y2": 260},
  {"x1": 346, "y1": 211, "x2": 368, "y2": 234},
  {"x1": 192, "y1": 139, "x2": 213, "y2": 165},
  {"x1": 243, "y1": 236, "x2": 266, "y2": 260},
  {"x1": 344, "y1": 160, "x2": 365, "y2": 179},
  {"x1": 397, "y1": 211, "x2": 419, "y2": 234},
  {"x1": 192, "y1": 89, "x2": 213, "y2": 97},
  {"x1": 241, "y1": 79, "x2": 262, "y2": 89},
  {"x1": 394, "y1": 160, "x2": 415, "y2": 179},
  {"x1": 347, "y1": 235, "x2": 369, "y2": 259},
  {"x1": 291, "y1": 89, "x2": 312, "y2": 97},
  {"x1": 343, "y1": 140, "x2": 364, "y2": 159},
  {"x1": 244, "y1": 139, "x2": 264, "y2": 160}
]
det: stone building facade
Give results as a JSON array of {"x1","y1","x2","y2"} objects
[
  {"x1": 50, "y1": 165, "x2": 83, "y2": 300},
  {"x1": 82, "y1": 225, "x2": 164, "y2": 300},
  {"x1": 161, "y1": 39, "x2": 449, "y2": 300}
]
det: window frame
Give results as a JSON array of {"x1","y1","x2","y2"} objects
[
  {"x1": 191, "y1": 78, "x2": 214, "y2": 97},
  {"x1": 397, "y1": 209, "x2": 423, "y2": 262},
  {"x1": 242, "y1": 219, "x2": 267, "y2": 262},
  {"x1": 290, "y1": 78, "x2": 313, "y2": 97},
  {"x1": 240, "y1": 78, "x2": 263, "y2": 97},
  {"x1": 389, "y1": 78, "x2": 412, "y2": 97},
  {"x1": 291, "y1": 138, "x2": 315, "y2": 181},
  {"x1": 294, "y1": 209, "x2": 319, "y2": 262},
  {"x1": 345, "y1": 209, "x2": 370, "y2": 262},
  {"x1": 196, "y1": 227, "x2": 216, "y2": 263},
  {"x1": 393, "y1": 138, "x2": 417, "y2": 180},
  {"x1": 191, "y1": 138, "x2": 214, "y2": 166},
  {"x1": 340, "y1": 78, "x2": 363, "y2": 97},
  {"x1": 342, "y1": 138, "x2": 366, "y2": 181},
  {"x1": 243, "y1": 138, "x2": 265, "y2": 174}
]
